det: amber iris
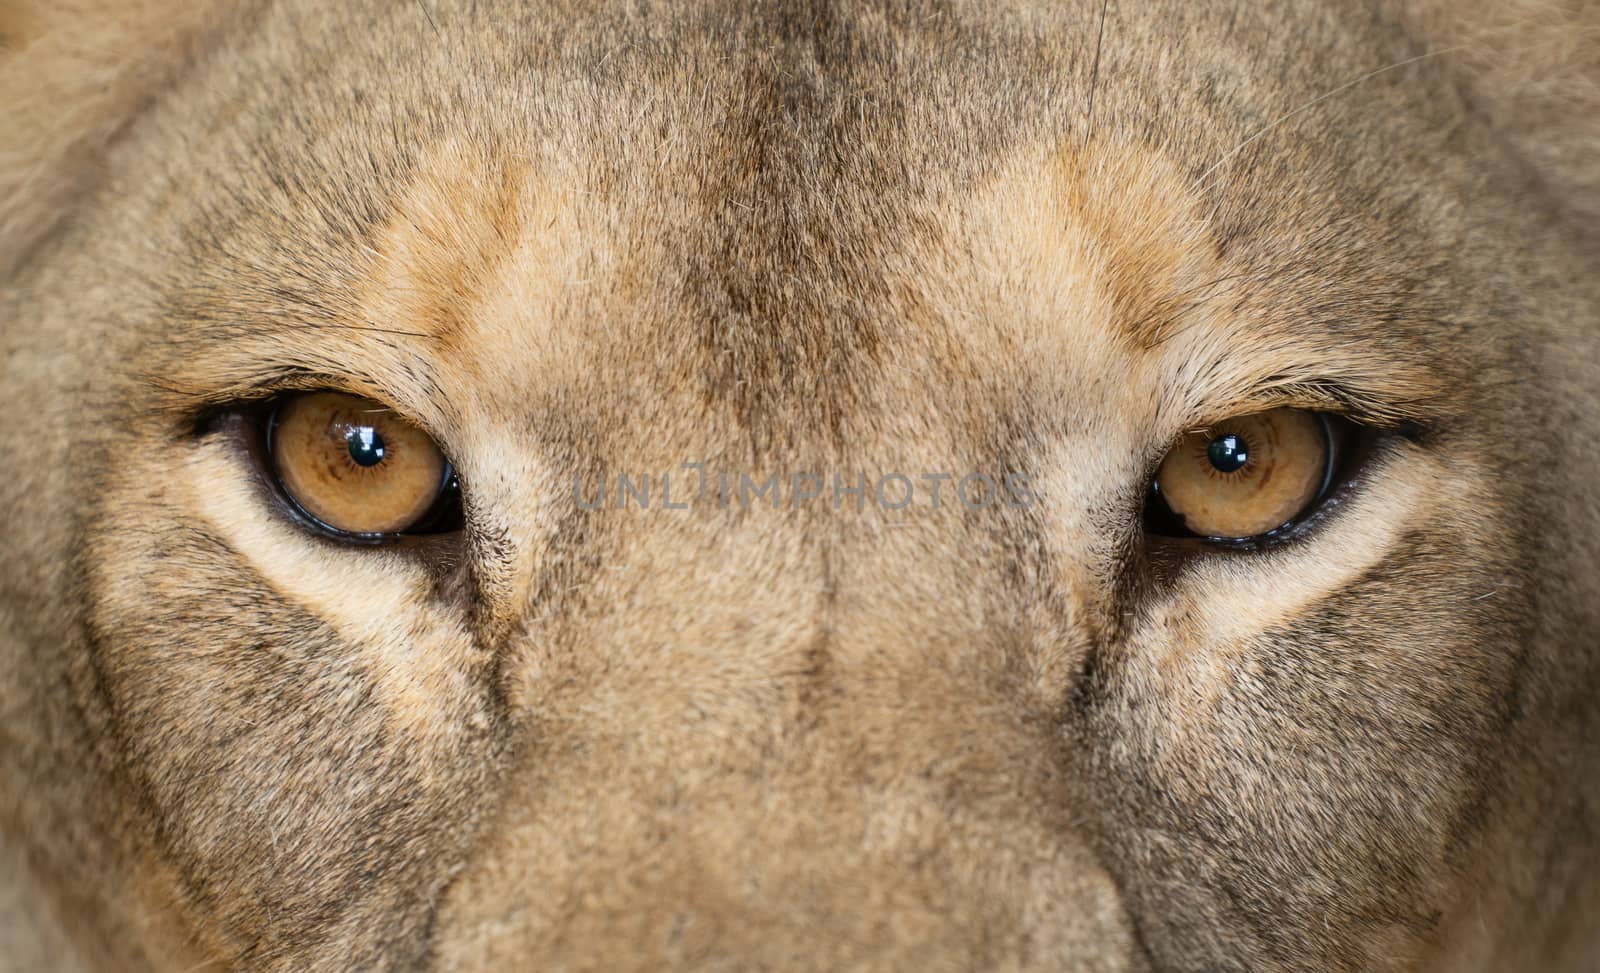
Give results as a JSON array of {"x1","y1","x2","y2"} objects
[
  {"x1": 270, "y1": 392, "x2": 448, "y2": 535},
  {"x1": 1154, "y1": 408, "x2": 1329, "y2": 539}
]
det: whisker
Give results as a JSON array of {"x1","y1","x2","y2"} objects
[
  {"x1": 414, "y1": 0, "x2": 441, "y2": 36},
  {"x1": 1082, "y1": 0, "x2": 1112, "y2": 151},
  {"x1": 1193, "y1": 45, "x2": 1464, "y2": 193}
]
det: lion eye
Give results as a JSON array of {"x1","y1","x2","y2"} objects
[
  {"x1": 1147, "y1": 408, "x2": 1333, "y2": 541},
  {"x1": 266, "y1": 392, "x2": 462, "y2": 538}
]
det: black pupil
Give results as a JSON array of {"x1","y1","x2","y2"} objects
[
  {"x1": 346, "y1": 426, "x2": 386, "y2": 467},
  {"x1": 1207, "y1": 433, "x2": 1249, "y2": 473}
]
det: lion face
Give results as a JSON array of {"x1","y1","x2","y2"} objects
[{"x1": 3, "y1": 1, "x2": 1598, "y2": 971}]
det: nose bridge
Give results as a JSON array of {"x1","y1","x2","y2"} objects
[
  {"x1": 434, "y1": 727, "x2": 1141, "y2": 970},
  {"x1": 440, "y1": 601, "x2": 1138, "y2": 971},
  {"x1": 431, "y1": 491, "x2": 1145, "y2": 970},
  {"x1": 446, "y1": 282, "x2": 1137, "y2": 958},
  {"x1": 500, "y1": 380, "x2": 1109, "y2": 742}
]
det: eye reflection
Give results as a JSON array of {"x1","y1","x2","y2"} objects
[
  {"x1": 1206, "y1": 434, "x2": 1249, "y2": 474},
  {"x1": 346, "y1": 426, "x2": 386, "y2": 468}
]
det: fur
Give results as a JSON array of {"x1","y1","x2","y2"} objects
[{"x1": 2, "y1": 1, "x2": 1598, "y2": 970}]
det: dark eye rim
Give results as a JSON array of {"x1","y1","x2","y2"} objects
[
  {"x1": 1142, "y1": 411, "x2": 1383, "y2": 551},
  {"x1": 231, "y1": 393, "x2": 466, "y2": 546}
]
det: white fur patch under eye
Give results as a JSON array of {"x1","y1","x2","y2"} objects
[
  {"x1": 181, "y1": 441, "x2": 480, "y2": 736},
  {"x1": 1144, "y1": 446, "x2": 1449, "y2": 653}
]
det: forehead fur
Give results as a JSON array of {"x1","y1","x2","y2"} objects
[{"x1": 149, "y1": 0, "x2": 1488, "y2": 439}]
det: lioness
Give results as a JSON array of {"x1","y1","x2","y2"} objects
[{"x1": 2, "y1": 0, "x2": 1597, "y2": 970}]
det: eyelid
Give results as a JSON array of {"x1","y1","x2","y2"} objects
[
  {"x1": 1184, "y1": 379, "x2": 1445, "y2": 438},
  {"x1": 185, "y1": 372, "x2": 444, "y2": 446}
]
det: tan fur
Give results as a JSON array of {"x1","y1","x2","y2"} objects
[
  {"x1": 0, "y1": 0, "x2": 234, "y2": 277},
  {"x1": 2, "y1": 1, "x2": 1598, "y2": 971},
  {"x1": 1407, "y1": 0, "x2": 1600, "y2": 230}
]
